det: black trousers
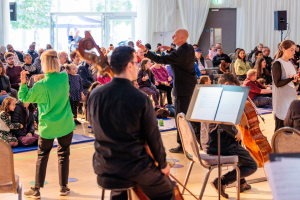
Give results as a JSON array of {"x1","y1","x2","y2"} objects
[
  {"x1": 208, "y1": 144, "x2": 257, "y2": 185},
  {"x1": 174, "y1": 96, "x2": 200, "y2": 145},
  {"x1": 275, "y1": 115, "x2": 285, "y2": 132},
  {"x1": 35, "y1": 132, "x2": 73, "y2": 188},
  {"x1": 110, "y1": 163, "x2": 175, "y2": 200},
  {"x1": 156, "y1": 85, "x2": 173, "y2": 105},
  {"x1": 70, "y1": 99, "x2": 79, "y2": 118}
]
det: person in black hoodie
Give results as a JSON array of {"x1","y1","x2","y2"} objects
[
  {"x1": 11, "y1": 100, "x2": 39, "y2": 146},
  {"x1": 212, "y1": 48, "x2": 231, "y2": 73}
]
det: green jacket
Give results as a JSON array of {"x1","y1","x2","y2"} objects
[{"x1": 18, "y1": 72, "x2": 75, "y2": 139}]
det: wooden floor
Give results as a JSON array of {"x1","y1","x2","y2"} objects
[{"x1": 1, "y1": 113, "x2": 275, "y2": 200}]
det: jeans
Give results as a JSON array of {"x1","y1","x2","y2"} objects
[
  {"x1": 109, "y1": 163, "x2": 175, "y2": 200},
  {"x1": 0, "y1": 95, "x2": 9, "y2": 104},
  {"x1": 35, "y1": 132, "x2": 73, "y2": 188},
  {"x1": 252, "y1": 96, "x2": 272, "y2": 108},
  {"x1": 208, "y1": 144, "x2": 257, "y2": 185}
]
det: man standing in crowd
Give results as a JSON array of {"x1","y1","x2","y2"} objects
[
  {"x1": 6, "y1": 44, "x2": 23, "y2": 65},
  {"x1": 137, "y1": 29, "x2": 199, "y2": 153},
  {"x1": 262, "y1": 46, "x2": 273, "y2": 73},
  {"x1": 88, "y1": 46, "x2": 174, "y2": 200},
  {"x1": 4, "y1": 52, "x2": 23, "y2": 91},
  {"x1": 28, "y1": 44, "x2": 39, "y2": 63}
]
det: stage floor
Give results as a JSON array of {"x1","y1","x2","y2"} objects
[{"x1": 1, "y1": 113, "x2": 275, "y2": 200}]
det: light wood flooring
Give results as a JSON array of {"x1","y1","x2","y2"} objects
[{"x1": 1, "y1": 113, "x2": 275, "y2": 200}]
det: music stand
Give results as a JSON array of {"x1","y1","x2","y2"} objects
[{"x1": 186, "y1": 84, "x2": 249, "y2": 200}]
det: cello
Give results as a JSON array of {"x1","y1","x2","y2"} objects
[{"x1": 237, "y1": 98, "x2": 272, "y2": 168}]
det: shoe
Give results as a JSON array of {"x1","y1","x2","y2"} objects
[
  {"x1": 24, "y1": 187, "x2": 41, "y2": 199},
  {"x1": 74, "y1": 119, "x2": 81, "y2": 125},
  {"x1": 240, "y1": 182, "x2": 251, "y2": 193},
  {"x1": 169, "y1": 145, "x2": 183, "y2": 153},
  {"x1": 59, "y1": 185, "x2": 70, "y2": 196},
  {"x1": 210, "y1": 178, "x2": 229, "y2": 199}
]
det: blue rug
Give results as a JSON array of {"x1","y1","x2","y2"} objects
[
  {"x1": 158, "y1": 118, "x2": 177, "y2": 132},
  {"x1": 257, "y1": 108, "x2": 273, "y2": 115},
  {"x1": 12, "y1": 134, "x2": 95, "y2": 154}
]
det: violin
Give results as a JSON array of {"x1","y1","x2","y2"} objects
[
  {"x1": 76, "y1": 31, "x2": 114, "y2": 78},
  {"x1": 219, "y1": 62, "x2": 230, "y2": 73},
  {"x1": 237, "y1": 98, "x2": 272, "y2": 168}
]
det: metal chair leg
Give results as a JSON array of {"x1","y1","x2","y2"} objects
[
  {"x1": 235, "y1": 165, "x2": 240, "y2": 200},
  {"x1": 199, "y1": 168, "x2": 213, "y2": 200},
  {"x1": 127, "y1": 189, "x2": 132, "y2": 200},
  {"x1": 101, "y1": 189, "x2": 105, "y2": 200},
  {"x1": 18, "y1": 183, "x2": 22, "y2": 200},
  {"x1": 181, "y1": 161, "x2": 195, "y2": 194}
]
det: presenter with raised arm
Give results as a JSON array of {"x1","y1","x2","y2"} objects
[{"x1": 137, "y1": 29, "x2": 199, "y2": 153}]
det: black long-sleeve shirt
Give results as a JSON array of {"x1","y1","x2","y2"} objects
[
  {"x1": 88, "y1": 78, "x2": 167, "y2": 177},
  {"x1": 272, "y1": 61, "x2": 299, "y2": 87}
]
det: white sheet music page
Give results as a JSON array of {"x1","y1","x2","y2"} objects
[
  {"x1": 191, "y1": 87, "x2": 223, "y2": 121},
  {"x1": 265, "y1": 158, "x2": 300, "y2": 200},
  {"x1": 214, "y1": 91, "x2": 244, "y2": 124}
]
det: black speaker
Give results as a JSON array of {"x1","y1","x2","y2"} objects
[
  {"x1": 10, "y1": 2, "x2": 17, "y2": 21},
  {"x1": 274, "y1": 11, "x2": 287, "y2": 30}
]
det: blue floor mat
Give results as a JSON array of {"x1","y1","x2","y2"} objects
[
  {"x1": 257, "y1": 108, "x2": 273, "y2": 115},
  {"x1": 12, "y1": 134, "x2": 95, "y2": 154},
  {"x1": 158, "y1": 118, "x2": 177, "y2": 132}
]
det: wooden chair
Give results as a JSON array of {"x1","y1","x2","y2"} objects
[
  {"x1": 176, "y1": 113, "x2": 240, "y2": 199},
  {"x1": 271, "y1": 127, "x2": 300, "y2": 153},
  {"x1": 0, "y1": 139, "x2": 22, "y2": 200}
]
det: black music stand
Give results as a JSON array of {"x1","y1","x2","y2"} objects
[{"x1": 186, "y1": 84, "x2": 249, "y2": 200}]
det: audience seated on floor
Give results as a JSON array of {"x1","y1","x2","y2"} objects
[
  {"x1": 4, "y1": 52, "x2": 23, "y2": 91},
  {"x1": 243, "y1": 69, "x2": 272, "y2": 108},
  {"x1": 234, "y1": 49, "x2": 251, "y2": 81},
  {"x1": 254, "y1": 57, "x2": 272, "y2": 85},
  {"x1": 195, "y1": 48, "x2": 214, "y2": 81},
  {"x1": 22, "y1": 54, "x2": 40, "y2": 79},
  {"x1": 262, "y1": 46, "x2": 273, "y2": 73},
  {"x1": 212, "y1": 48, "x2": 231, "y2": 73},
  {"x1": 137, "y1": 58, "x2": 160, "y2": 107},
  {"x1": 151, "y1": 62, "x2": 173, "y2": 105},
  {"x1": 199, "y1": 75, "x2": 211, "y2": 85}
]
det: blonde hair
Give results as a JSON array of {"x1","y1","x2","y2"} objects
[
  {"x1": 247, "y1": 69, "x2": 257, "y2": 78},
  {"x1": 57, "y1": 51, "x2": 67, "y2": 58},
  {"x1": 65, "y1": 63, "x2": 76, "y2": 71},
  {"x1": 41, "y1": 49, "x2": 60, "y2": 73}
]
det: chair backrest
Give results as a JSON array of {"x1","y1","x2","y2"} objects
[
  {"x1": 0, "y1": 139, "x2": 17, "y2": 193},
  {"x1": 271, "y1": 127, "x2": 300, "y2": 153},
  {"x1": 176, "y1": 113, "x2": 208, "y2": 168},
  {"x1": 205, "y1": 60, "x2": 213, "y2": 68}
]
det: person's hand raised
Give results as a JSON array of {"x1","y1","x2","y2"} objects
[
  {"x1": 136, "y1": 40, "x2": 146, "y2": 52},
  {"x1": 20, "y1": 70, "x2": 30, "y2": 84}
]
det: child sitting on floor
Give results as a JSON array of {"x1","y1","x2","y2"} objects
[
  {"x1": 0, "y1": 97, "x2": 22, "y2": 147},
  {"x1": 65, "y1": 64, "x2": 84, "y2": 125}
]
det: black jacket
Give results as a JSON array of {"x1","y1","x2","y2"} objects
[
  {"x1": 263, "y1": 55, "x2": 273, "y2": 73},
  {"x1": 212, "y1": 53, "x2": 231, "y2": 67},
  {"x1": 137, "y1": 69, "x2": 156, "y2": 88},
  {"x1": 0, "y1": 75, "x2": 12, "y2": 94},
  {"x1": 88, "y1": 78, "x2": 167, "y2": 177},
  {"x1": 145, "y1": 43, "x2": 197, "y2": 97},
  {"x1": 15, "y1": 51, "x2": 24, "y2": 63},
  {"x1": 11, "y1": 100, "x2": 35, "y2": 137},
  {"x1": 77, "y1": 62, "x2": 94, "y2": 90}
]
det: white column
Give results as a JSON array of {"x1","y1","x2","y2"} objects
[{"x1": 0, "y1": 0, "x2": 10, "y2": 47}]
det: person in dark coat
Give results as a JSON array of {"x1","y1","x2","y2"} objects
[
  {"x1": 137, "y1": 29, "x2": 200, "y2": 153},
  {"x1": 11, "y1": 100, "x2": 39, "y2": 146},
  {"x1": 77, "y1": 60, "x2": 95, "y2": 95},
  {"x1": 212, "y1": 48, "x2": 231, "y2": 73}
]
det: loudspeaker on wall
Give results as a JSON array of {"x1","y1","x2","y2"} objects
[
  {"x1": 274, "y1": 11, "x2": 287, "y2": 31},
  {"x1": 10, "y1": 2, "x2": 17, "y2": 21}
]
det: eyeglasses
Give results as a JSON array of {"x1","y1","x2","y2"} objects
[{"x1": 6, "y1": 58, "x2": 14, "y2": 61}]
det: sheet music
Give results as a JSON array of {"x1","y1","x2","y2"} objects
[
  {"x1": 191, "y1": 87, "x2": 223, "y2": 121},
  {"x1": 214, "y1": 91, "x2": 244, "y2": 124},
  {"x1": 265, "y1": 158, "x2": 300, "y2": 200}
]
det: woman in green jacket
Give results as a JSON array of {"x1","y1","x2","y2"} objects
[
  {"x1": 234, "y1": 49, "x2": 251, "y2": 81},
  {"x1": 21, "y1": 50, "x2": 75, "y2": 198}
]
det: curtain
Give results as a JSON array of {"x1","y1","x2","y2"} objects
[
  {"x1": 235, "y1": 0, "x2": 300, "y2": 55},
  {"x1": 177, "y1": 0, "x2": 210, "y2": 44},
  {"x1": 0, "y1": 0, "x2": 10, "y2": 47},
  {"x1": 136, "y1": 0, "x2": 177, "y2": 46}
]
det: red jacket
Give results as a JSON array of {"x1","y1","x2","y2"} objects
[{"x1": 243, "y1": 78, "x2": 266, "y2": 99}]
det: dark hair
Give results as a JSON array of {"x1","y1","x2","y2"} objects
[
  {"x1": 235, "y1": 48, "x2": 240, "y2": 53},
  {"x1": 275, "y1": 40, "x2": 296, "y2": 60},
  {"x1": 199, "y1": 75, "x2": 209, "y2": 84},
  {"x1": 140, "y1": 58, "x2": 152, "y2": 79},
  {"x1": 193, "y1": 44, "x2": 198, "y2": 47},
  {"x1": 218, "y1": 73, "x2": 240, "y2": 86},
  {"x1": 4, "y1": 52, "x2": 14, "y2": 60},
  {"x1": 255, "y1": 51, "x2": 262, "y2": 56},
  {"x1": 0, "y1": 96, "x2": 16, "y2": 115},
  {"x1": 145, "y1": 43, "x2": 151, "y2": 50},
  {"x1": 257, "y1": 78, "x2": 266, "y2": 85},
  {"x1": 128, "y1": 41, "x2": 134, "y2": 46},
  {"x1": 0, "y1": 61, "x2": 6, "y2": 76},
  {"x1": 84, "y1": 81, "x2": 101, "y2": 110},
  {"x1": 157, "y1": 43, "x2": 162, "y2": 47},
  {"x1": 110, "y1": 46, "x2": 135, "y2": 75},
  {"x1": 236, "y1": 49, "x2": 246, "y2": 63},
  {"x1": 70, "y1": 51, "x2": 77, "y2": 61},
  {"x1": 254, "y1": 57, "x2": 269, "y2": 78}
]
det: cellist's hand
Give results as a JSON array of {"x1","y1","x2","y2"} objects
[
  {"x1": 161, "y1": 164, "x2": 170, "y2": 176},
  {"x1": 235, "y1": 131, "x2": 242, "y2": 142}
]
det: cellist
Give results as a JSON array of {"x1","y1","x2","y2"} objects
[
  {"x1": 87, "y1": 46, "x2": 175, "y2": 200},
  {"x1": 200, "y1": 73, "x2": 258, "y2": 199}
]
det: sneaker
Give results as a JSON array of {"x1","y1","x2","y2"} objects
[
  {"x1": 240, "y1": 182, "x2": 251, "y2": 193},
  {"x1": 169, "y1": 145, "x2": 184, "y2": 153},
  {"x1": 210, "y1": 178, "x2": 229, "y2": 199},
  {"x1": 74, "y1": 119, "x2": 82, "y2": 125},
  {"x1": 59, "y1": 185, "x2": 70, "y2": 196},
  {"x1": 24, "y1": 187, "x2": 41, "y2": 199}
]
